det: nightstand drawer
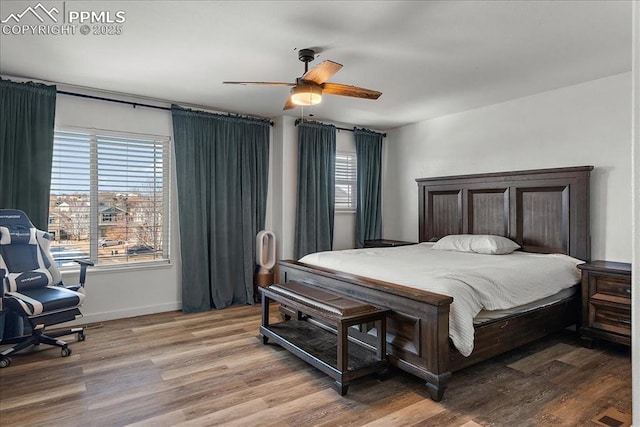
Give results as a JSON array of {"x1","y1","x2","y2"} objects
[
  {"x1": 590, "y1": 274, "x2": 631, "y2": 300},
  {"x1": 589, "y1": 300, "x2": 631, "y2": 336}
]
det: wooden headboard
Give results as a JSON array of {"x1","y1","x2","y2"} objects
[{"x1": 416, "y1": 166, "x2": 593, "y2": 261}]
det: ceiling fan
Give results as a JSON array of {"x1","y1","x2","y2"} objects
[{"x1": 223, "y1": 48, "x2": 382, "y2": 110}]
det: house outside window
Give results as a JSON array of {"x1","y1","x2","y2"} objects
[{"x1": 49, "y1": 128, "x2": 171, "y2": 268}]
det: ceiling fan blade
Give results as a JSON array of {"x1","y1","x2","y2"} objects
[
  {"x1": 321, "y1": 82, "x2": 382, "y2": 100},
  {"x1": 223, "y1": 81, "x2": 295, "y2": 86},
  {"x1": 301, "y1": 60, "x2": 343, "y2": 85},
  {"x1": 283, "y1": 97, "x2": 297, "y2": 110}
]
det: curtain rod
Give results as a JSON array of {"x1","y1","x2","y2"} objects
[
  {"x1": 58, "y1": 90, "x2": 170, "y2": 111},
  {"x1": 294, "y1": 118, "x2": 386, "y2": 137},
  {"x1": 57, "y1": 90, "x2": 274, "y2": 126}
]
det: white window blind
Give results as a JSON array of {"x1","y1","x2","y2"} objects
[
  {"x1": 335, "y1": 151, "x2": 357, "y2": 211},
  {"x1": 49, "y1": 128, "x2": 170, "y2": 267}
]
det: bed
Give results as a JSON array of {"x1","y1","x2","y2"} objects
[{"x1": 277, "y1": 166, "x2": 593, "y2": 401}]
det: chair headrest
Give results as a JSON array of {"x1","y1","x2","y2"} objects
[
  {"x1": 0, "y1": 209, "x2": 35, "y2": 228},
  {"x1": 0, "y1": 209, "x2": 37, "y2": 245}
]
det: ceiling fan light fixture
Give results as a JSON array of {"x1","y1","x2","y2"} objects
[{"x1": 290, "y1": 85, "x2": 322, "y2": 106}]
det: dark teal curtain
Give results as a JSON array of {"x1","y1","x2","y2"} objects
[
  {"x1": 0, "y1": 78, "x2": 57, "y2": 229},
  {"x1": 171, "y1": 106, "x2": 270, "y2": 312},
  {"x1": 294, "y1": 122, "x2": 336, "y2": 259},
  {"x1": 354, "y1": 128, "x2": 383, "y2": 248}
]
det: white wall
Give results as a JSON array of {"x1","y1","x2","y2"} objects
[
  {"x1": 54, "y1": 92, "x2": 182, "y2": 323},
  {"x1": 630, "y1": 2, "x2": 639, "y2": 424},
  {"x1": 384, "y1": 72, "x2": 632, "y2": 263},
  {"x1": 269, "y1": 116, "x2": 298, "y2": 261}
]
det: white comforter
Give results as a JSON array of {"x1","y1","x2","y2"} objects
[{"x1": 299, "y1": 243, "x2": 582, "y2": 356}]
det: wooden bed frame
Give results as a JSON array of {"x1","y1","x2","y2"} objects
[{"x1": 278, "y1": 166, "x2": 593, "y2": 401}]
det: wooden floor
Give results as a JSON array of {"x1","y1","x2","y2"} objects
[{"x1": 0, "y1": 304, "x2": 631, "y2": 427}]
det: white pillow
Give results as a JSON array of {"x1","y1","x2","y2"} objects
[{"x1": 432, "y1": 234, "x2": 521, "y2": 255}]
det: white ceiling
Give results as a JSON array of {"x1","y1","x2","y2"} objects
[{"x1": 0, "y1": 1, "x2": 632, "y2": 130}]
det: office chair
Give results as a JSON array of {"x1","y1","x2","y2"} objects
[{"x1": 0, "y1": 209, "x2": 92, "y2": 368}]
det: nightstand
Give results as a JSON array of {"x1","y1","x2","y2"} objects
[
  {"x1": 578, "y1": 261, "x2": 631, "y2": 347},
  {"x1": 363, "y1": 239, "x2": 416, "y2": 248}
]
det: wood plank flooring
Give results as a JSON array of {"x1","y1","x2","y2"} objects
[{"x1": 0, "y1": 304, "x2": 631, "y2": 426}]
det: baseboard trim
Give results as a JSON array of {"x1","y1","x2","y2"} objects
[{"x1": 61, "y1": 302, "x2": 183, "y2": 326}]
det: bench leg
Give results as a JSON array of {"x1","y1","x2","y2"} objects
[
  {"x1": 376, "y1": 318, "x2": 386, "y2": 361},
  {"x1": 334, "y1": 381, "x2": 349, "y2": 396},
  {"x1": 337, "y1": 322, "x2": 348, "y2": 373},
  {"x1": 261, "y1": 291, "x2": 270, "y2": 344}
]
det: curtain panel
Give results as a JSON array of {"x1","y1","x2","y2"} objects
[
  {"x1": 354, "y1": 128, "x2": 383, "y2": 248},
  {"x1": 294, "y1": 122, "x2": 336, "y2": 259},
  {"x1": 171, "y1": 106, "x2": 270, "y2": 312},
  {"x1": 0, "y1": 78, "x2": 57, "y2": 229}
]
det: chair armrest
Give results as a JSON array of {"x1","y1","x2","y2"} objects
[
  {"x1": 74, "y1": 259, "x2": 94, "y2": 286},
  {"x1": 0, "y1": 268, "x2": 5, "y2": 307}
]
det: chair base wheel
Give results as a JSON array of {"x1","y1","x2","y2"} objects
[
  {"x1": 78, "y1": 331, "x2": 86, "y2": 341},
  {"x1": 0, "y1": 357, "x2": 11, "y2": 368},
  {"x1": 61, "y1": 347, "x2": 72, "y2": 357}
]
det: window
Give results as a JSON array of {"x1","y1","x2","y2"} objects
[
  {"x1": 49, "y1": 128, "x2": 170, "y2": 267},
  {"x1": 335, "y1": 151, "x2": 357, "y2": 211}
]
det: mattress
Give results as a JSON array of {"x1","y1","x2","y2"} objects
[
  {"x1": 299, "y1": 243, "x2": 582, "y2": 356},
  {"x1": 473, "y1": 285, "x2": 578, "y2": 325}
]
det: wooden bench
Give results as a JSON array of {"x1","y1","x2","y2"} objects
[{"x1": 260, "y1": 281, "x2": 389, "y2": 395}]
